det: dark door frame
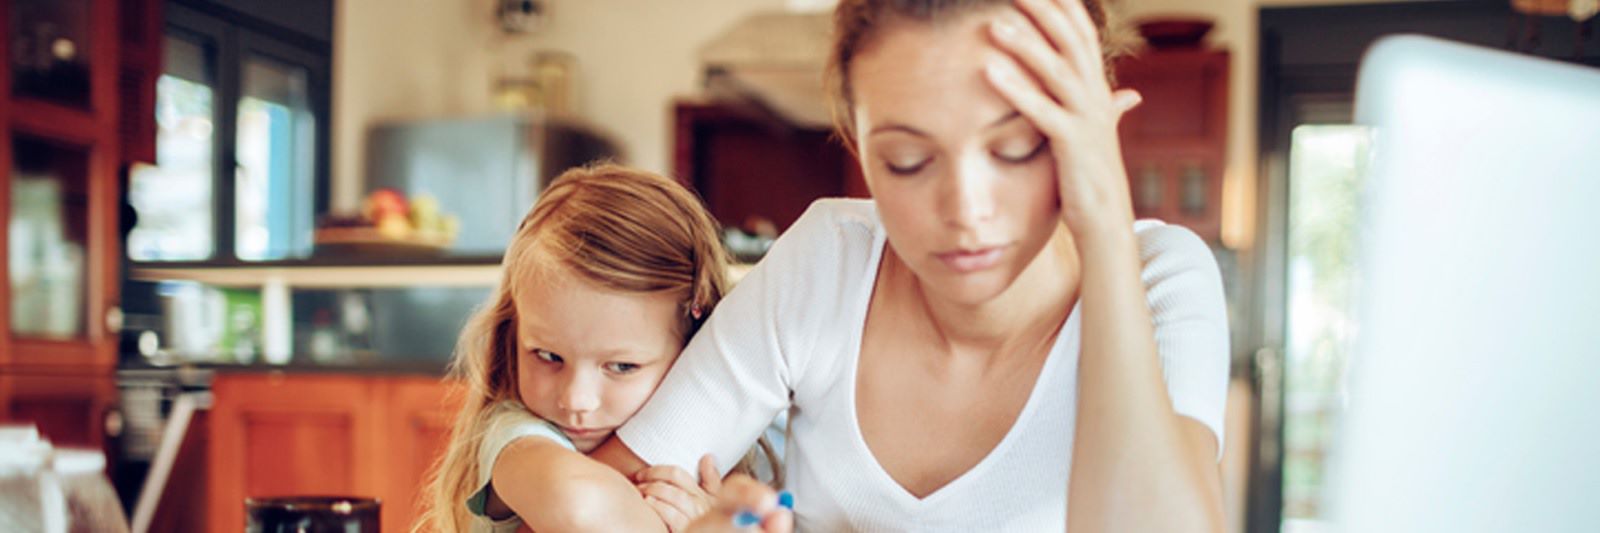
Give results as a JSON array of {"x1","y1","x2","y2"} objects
[{"x1": 1247, "y1": 2, "x2": 1598, "y2": 532}]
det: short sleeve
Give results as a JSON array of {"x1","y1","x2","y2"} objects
[
  {"x1": 1135, "y1": 221, "x2": 1232, "y2": 460},
  {"x1": 616, "y1": 201, "x2": 855, "y2": 476},
  {"x1": 465, "y1": 401, "x2": 573, "y2": 526}
]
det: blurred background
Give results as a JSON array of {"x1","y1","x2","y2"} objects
[{"x1": 0, "y1": 0, "x2": 1595, "y2": 531}]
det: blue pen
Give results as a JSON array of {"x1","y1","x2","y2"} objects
[
  {"x1": 733, "y1": 511, "x2": 762, "y2": 528},
  {"x1": 733, "y1": 491, "x2": 794, "y2": 527}
]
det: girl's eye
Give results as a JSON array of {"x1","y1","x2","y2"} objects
[
  {"x1": 534, "y1": 349, "x2": 562, "y2": 364},
  {"x1": 604, "y1": 362, "x2": 641, "y2": 375},
  {"x1": 994, "y1": 139, "x2": 1046, "y2": 164}
]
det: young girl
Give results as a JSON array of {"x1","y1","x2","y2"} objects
[{"x1": 416, "y1": 164, "x2": 771, "y2": 532}]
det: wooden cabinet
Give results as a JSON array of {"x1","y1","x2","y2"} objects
[
  {"x1": 1, "y1": 0, "x2": 158, "y2": 447},
  {"x1": 205, "y1": 373, "x2": 460, "y2": 533},
  {"x1": 1115, "y1": 49, "x2": 1230, "y2": 242},
  {"x1": 0, "y1": 370, "x2": 117, "y2": 447},
  {"x1": 672, "y1": 100, "x2": 867, "y2": 232}
]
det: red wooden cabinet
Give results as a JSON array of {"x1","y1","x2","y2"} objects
[
  {"x1": 205, "y1": 373, "x2": 461, "y2": 533},
  {"x1": 1, "y1": 0, "x2": 158, "y2": 449},
  {"x1": 1115, "y1": 49, "x2": 1230, "y2": 242}
]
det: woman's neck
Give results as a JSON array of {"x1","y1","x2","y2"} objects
[{"x1": 908, "y1": 225, "x2": 1081, "y2": 359}]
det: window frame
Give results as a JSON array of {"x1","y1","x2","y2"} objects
[{"x1": 131, "y1": 0, "x2": 329, "y2": 265}]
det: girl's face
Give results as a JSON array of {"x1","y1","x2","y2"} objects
[
  {"x1": 512, "y1": 264, "x2": 682, "y2": 452},
  {"x1": 851, "y1": 8, "x2": 1063, "y2": 305}
]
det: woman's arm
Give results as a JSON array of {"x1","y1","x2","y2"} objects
[
  {"x1": 590, "y1": 437, "x2": 650, "y2": 479},
  {"x1": 985, "y1": 0, "x2": 1226, "y2": 531},
  {"x1": 492, "y1": 437, "x2": 666, "y2": 532}
]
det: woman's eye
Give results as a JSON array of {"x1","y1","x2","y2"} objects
[
  {"x1": 604, "y1": 362, "x2": 641, "y2": 374},
  {"x1": 884, "y1": 157, "x2": 931, "y2": 176},
  {"x1": 534, "y1": 349, "x2": 562, "y2": 364},
  {"x1": 994, "y1": 139, "x2": 1046, "y2": 164}
]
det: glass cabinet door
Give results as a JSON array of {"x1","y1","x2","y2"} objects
[
  {"x1": 9, "y1": 135, "x2": 92, "y2": 340},
  {"x1": 9, "y1": 0, "x2": 94, "y2": 109}
]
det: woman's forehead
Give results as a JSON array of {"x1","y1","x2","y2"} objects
[{"x1": 849, "y1": 8, "x2": 1029, "y2": 137}]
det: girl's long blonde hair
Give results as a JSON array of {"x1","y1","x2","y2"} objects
[{"x1": 415, "y1": 163, "x2": 773, "y2": 532}]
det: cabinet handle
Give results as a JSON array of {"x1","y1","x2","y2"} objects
[
  {"x1": 105, "y1": 306, "x2": 125, "y2": 335},
  {"x1": 105, "y1": 408, "x2": 125, "y2": 438}
]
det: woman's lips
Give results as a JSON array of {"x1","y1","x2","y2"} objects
[{"x1": 935, "y1": 246, "x2": 1006, "y2": 273}]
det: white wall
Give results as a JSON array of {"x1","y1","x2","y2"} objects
[
  {"x1": 332, "y1": 0, "x2": 786, "y2": 213},
  {"x1": 332, "y1": 0, "x2": 1399, "y2": 238}
]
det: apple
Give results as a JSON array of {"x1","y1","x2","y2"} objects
[{"x1": 362, "y1": 188, "x2": 409, "y2": 222}]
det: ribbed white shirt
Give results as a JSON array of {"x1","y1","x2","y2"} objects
[{"x1": 617, "y1": 199, "x2": 1229, "y2": 532}]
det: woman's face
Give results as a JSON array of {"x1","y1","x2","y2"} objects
[
  {"x1": 512, "y1": 263, "x2": 682, "y2": 452},
  {"x1": 851, "y1": 8, "x2": 1063, "y2": 305}
]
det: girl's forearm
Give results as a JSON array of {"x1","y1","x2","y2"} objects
[
  {"x1": 496, "y1": 438, "x2": 666, "y2": 532},
  {"x1": 1066, "y1": 223, "x2": 1223, "y2": 533}
]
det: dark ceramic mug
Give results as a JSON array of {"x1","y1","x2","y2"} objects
[{"x1": 245, "y1": 496, "x2": 380, "y2": 533}]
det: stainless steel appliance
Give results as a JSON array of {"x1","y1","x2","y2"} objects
[{"x1": 364, "y1": 114, "x2": 621, "y2": 256}]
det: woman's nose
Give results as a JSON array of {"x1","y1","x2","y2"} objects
[{"x1": 940, "y1": 155, "x2": 998, "y2": 228}]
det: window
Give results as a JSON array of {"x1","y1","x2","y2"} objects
[{"x1": 126, "y1": 1, "x2": 329, "y2": 263}]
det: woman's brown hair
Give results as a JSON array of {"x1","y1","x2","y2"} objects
[{"x1": 825, "y1": 0, "x2": 1136, "y2": 152}]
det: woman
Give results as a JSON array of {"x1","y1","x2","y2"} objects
[{"x1": 596, "y1": 0, "x2": 1230, "y2": 530}]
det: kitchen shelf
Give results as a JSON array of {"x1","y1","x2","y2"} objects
[
  {"x1": 130, "y1": 261, "x2": 504, "y2": 289},
  {"x1": 130, "y1": 258, "x2": 755, "y2": 364},
  {"x1": 130, "y1": 259, "x2": 755, "y2": 288}
]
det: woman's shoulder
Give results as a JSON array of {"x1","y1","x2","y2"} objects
[
  {"x1": 752, "y1": 198, "x2": 883, "y2": 285},
  {"x1": 784, "y1": 198, "x2": 882, "y2": 249},
  {"x1": 1129, "y1": 220, "x2": 1227, "y2": 320},
  {"x1": 1131, "y1": 220, "x2": 1219, "y2": 277}
]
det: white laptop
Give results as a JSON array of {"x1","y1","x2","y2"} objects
[{"x1": 1328, "y1": 35, "x2": 1600, "y2": 532}]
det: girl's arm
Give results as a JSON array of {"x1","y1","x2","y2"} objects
[
  {"x1": 491, "y1": 437, "x2": 666, "y2": 532},
  {"x1": 590, "y1": 436, "x2": 650, "y2": 479},
  {"x1": 984, "y1": 0, "x2": 1227, "y2": 531}
]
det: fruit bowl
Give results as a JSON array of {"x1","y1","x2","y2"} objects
[
  {"x1": 313, "y1": 226, "x2": 452, "y2": 258},
  {"x1": 313, "y1": 189, "x2": 460, "y2": 258}
]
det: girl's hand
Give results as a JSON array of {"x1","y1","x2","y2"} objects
[
  {"x1": 636, "y1": 454, "x2": 722, "y2": 532},
  {"x1": 684, "y1": 474, "x2": 793, "y2": 533},
  {"x1": 984, "y1": 0, "x2": 1144, "y2": 237}
]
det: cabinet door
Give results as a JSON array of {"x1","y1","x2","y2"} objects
[
  {"x1": 379, "y1": 377, "x2": 462, "y2": 532},
  {"x1": 0, "y1": 371, "x2": 117, "y2": 448},
  {"x1": 1115, "y1": 49, "x2": 1229, "y2": 242},
  {"x1": 207, "y1": 373, "x2": 378, "y2": 532},
  {"x1": 4, "y1": 0, "x2": 124, "y2": 370}
]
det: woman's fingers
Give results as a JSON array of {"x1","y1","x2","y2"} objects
[
  {"x1": 641, "y1": 480, "x2": 708, "y2": 517},
  {"x1": 1017, "y1": 0, "x2": 1105, "y2": 87},
  {"x1": 1051, "y1": 0, "x2": 1104, "y2": 72},
  {"x1": 698, "y1": 454, "x2": 723, "y2": 494},
  {"x1": 643, "y1": 491, "x2": 694, "y2": 533},
  {"x1": 1112, "y1": 88, "x2": 1143, "y2": 117},
  {"x1": 984, "y1": 58, "x2": 1073, "y2": 136},
  {"x1": 636, "y1": 464, "x2": 702, "y2": 492},
  {"x1": 988, "y1": 19, "x2": 1081, "y2": 108},
  {"x1": 1014, "y1": 0, "x2": 1079, "y2": 56},
  {"x1": 681, "y1": 474, "x2": 793, "y2": 532}
]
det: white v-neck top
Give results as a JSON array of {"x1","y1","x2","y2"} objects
[{"x1": 616, "y1": 199, "x2": 1230, "y2": 532}]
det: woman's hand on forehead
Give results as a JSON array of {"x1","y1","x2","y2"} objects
[{"x1": 983, "y1": 0, "x2": 1142, "y2": 236}]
